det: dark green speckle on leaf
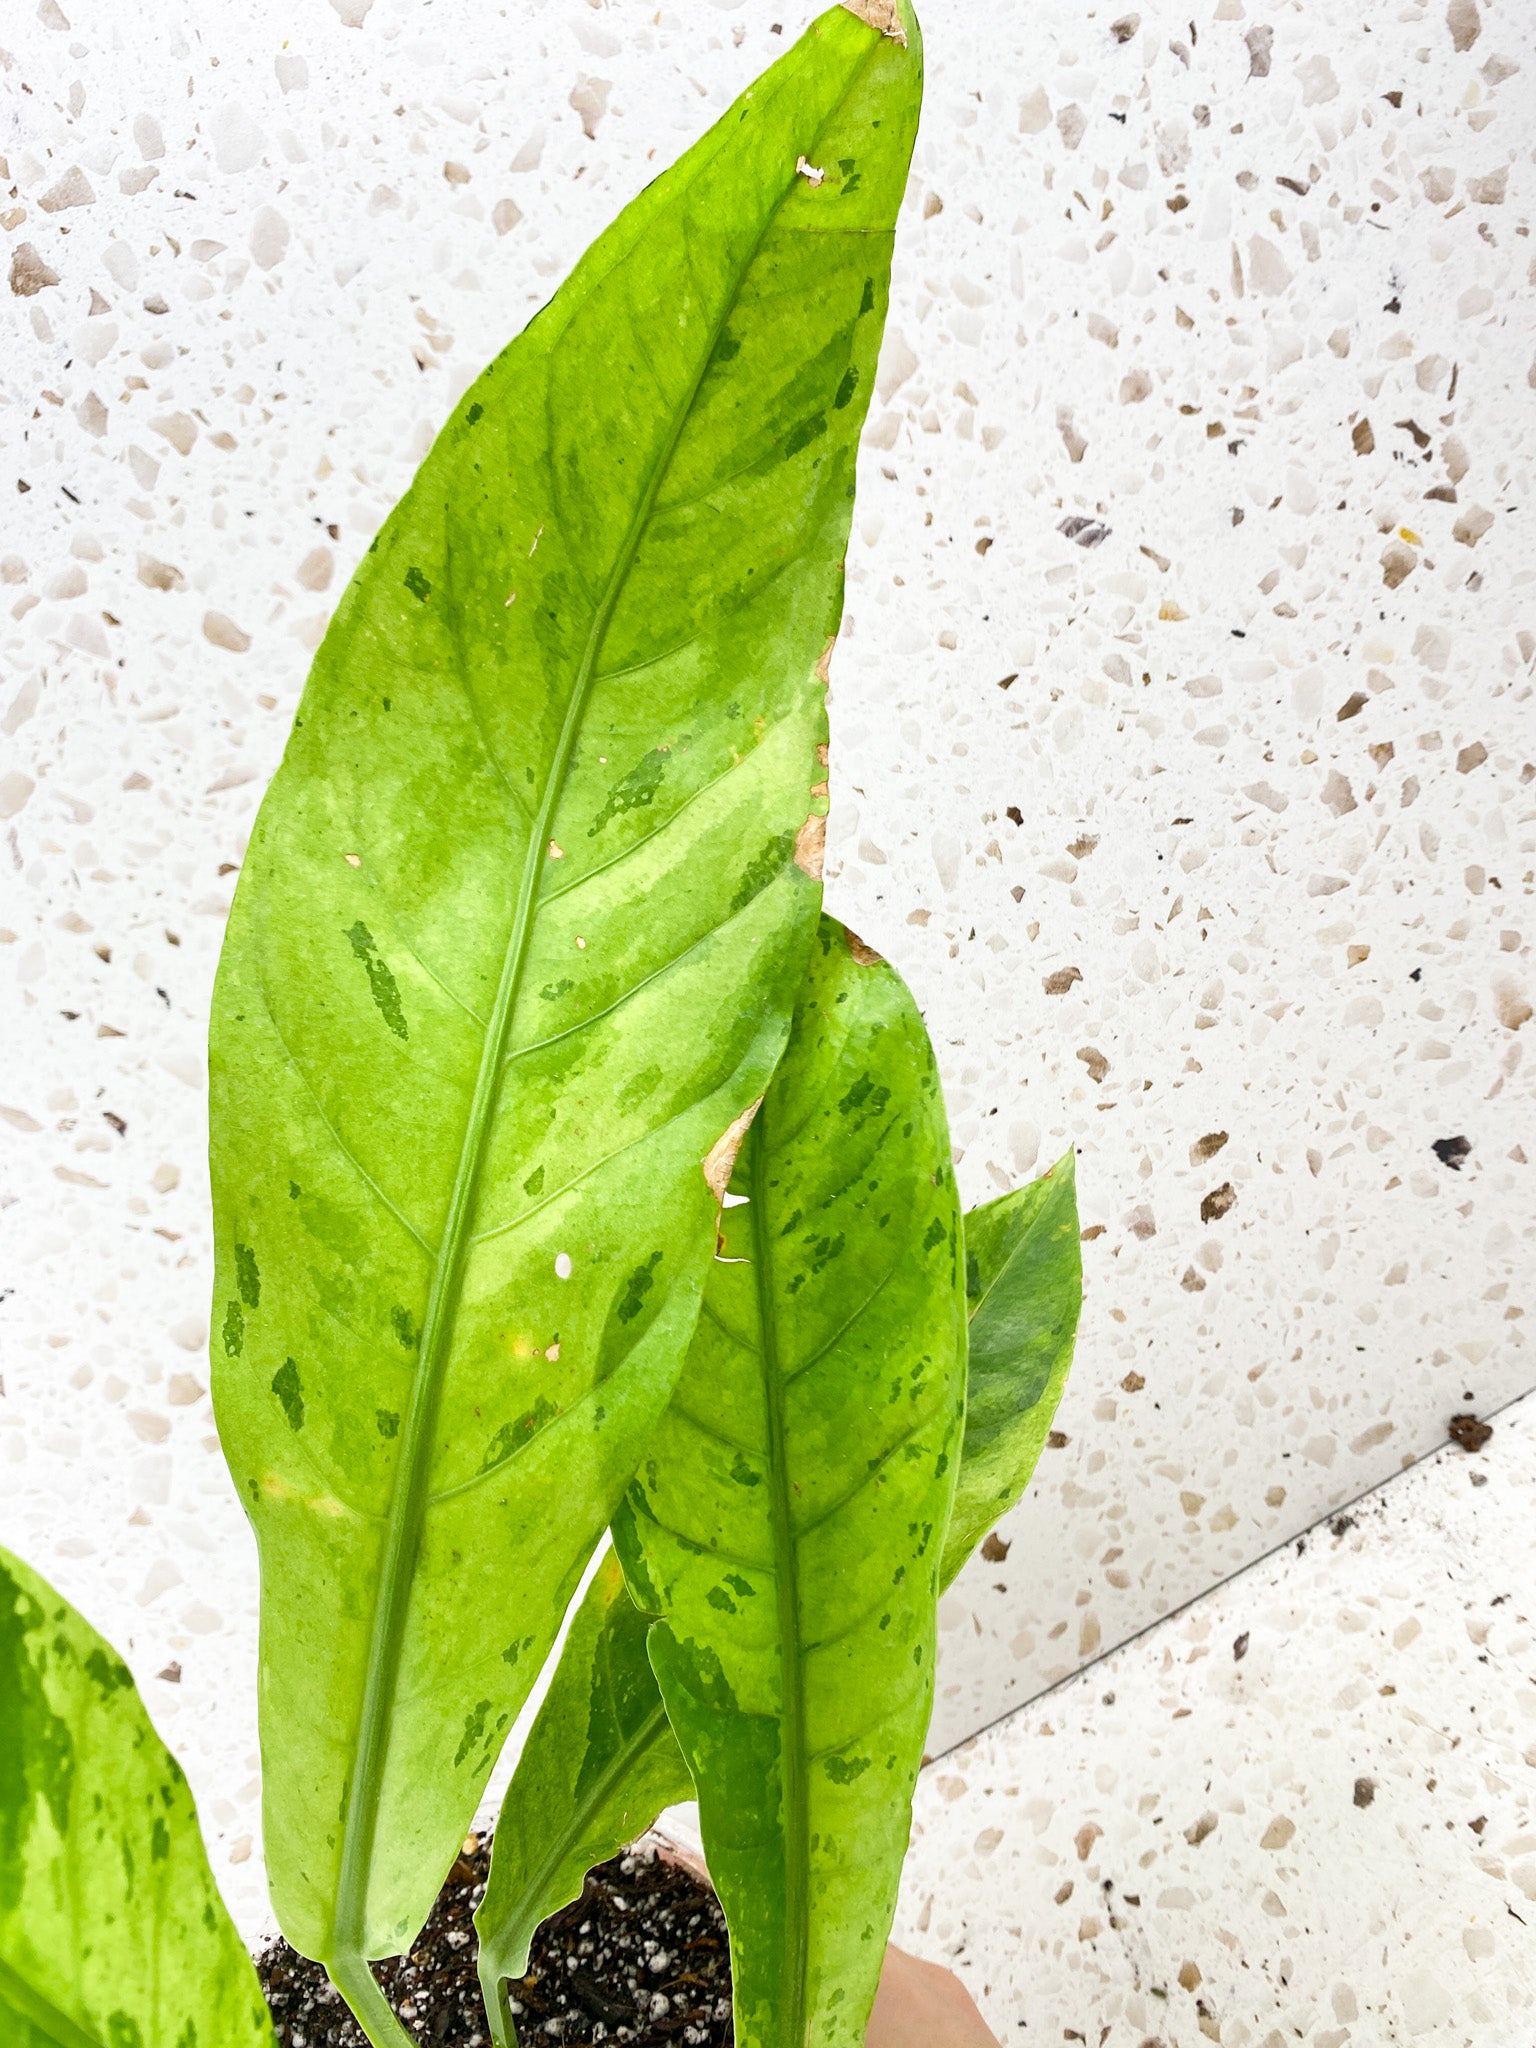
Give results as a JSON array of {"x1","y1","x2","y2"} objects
[
  {"x1": 839, "y1": 1073, "x2": 890, "y2": 1118},
  {"x1": 403, "y1": 566, "x2": 431, "y2": 602},
  {"x1": 730, "y1": 831, "x2": 793, "y2": 913},
  {"x1": 479, "y1": 1398, "x2": 558, "y2": 1475},
  {"x1": 823, "y1": 1754, "x2": 871, "y2": 1784},
  {"x1": 454, "y1": 1700, "x2": 493, "y2": 1769},
  {"x1": 588, "y1": 748, "x2": 669, "y2": 836},
  {"x1": 783, "y1": 411, "x2": 828, "y2": 459},
  {"x1": 84, "y1": 1646, "x2": 129, "y2": 1697},
  {"x1": 346, "y1": 920, "x2": 409, "y2": 1039},
  {"x1": 616, "y1": 1250, "x2": 664, "y2": 1324},
  {"x1": 271, "y1": 1359, "x2": 305, "y2": 1433},
  {"x1": 234, "y1": 1242, "x2": 261, "y2": 1308}
]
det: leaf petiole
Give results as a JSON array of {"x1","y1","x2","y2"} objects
[
  {"x1": 477, "y1": 1954, "x2": 519, "y2": 2048},
  {"x1": 329, "y1": 1953, "x2": 419, "y2": 2048}
]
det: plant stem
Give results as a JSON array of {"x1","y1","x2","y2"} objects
[
  {"x1": 477, "y1": 1952, "x2": 519, "y2": 2048},
  {"x1": 329, "y1": 1953, "x2": 418, "y2": 2048},
  {"x1": 750, "y1": 1112, "x2": 810, "y2": 2046}
]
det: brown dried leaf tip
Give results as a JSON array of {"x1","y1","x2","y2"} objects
[
  {"x1": 842, "y1": 0, "x2": 908, "y2": 44},
  {"x1": 844, "y1": 927, "x2": 883, "y2": 967},
  {"x1": 703, "y1": 1099, "x2": 761, "y2": 1202},
  {"x1": 794, "y1": 811, "x2": 826, "y2": 880}
]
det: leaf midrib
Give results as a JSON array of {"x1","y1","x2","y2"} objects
[
  {"x1": 749, "y1": 1110, "x2": 811, "y2": 2047},
  {"x1": 328, "y1": 28, "x2": 880, "y2": 1963},
  {"x1": 332, "y1": 349, "x2": 709, "y2": 1956}
]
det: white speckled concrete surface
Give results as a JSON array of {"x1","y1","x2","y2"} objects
[
  {"x1": 896, "y1": 1391, "x2": 1536, "y2": 2047},
  {"x1": 1, "y1": 0, "x2": 1532, "y2": 1966}
]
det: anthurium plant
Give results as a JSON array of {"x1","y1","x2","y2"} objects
[{"x1": 4, "y1": 9, "x2": 1086, "y2": 2048}]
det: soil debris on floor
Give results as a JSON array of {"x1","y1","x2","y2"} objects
[
  {"x1": 1448, "y1": 1412, "x2": 1493, "y2": 1453},
  {"x1": 257, "y1": 1836, "x2": 734, "y2": 2046}
]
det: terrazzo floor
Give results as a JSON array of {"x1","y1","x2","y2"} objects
[{"x1": 886, "y1": 1390, "x2": 1536, "y2": 2047}]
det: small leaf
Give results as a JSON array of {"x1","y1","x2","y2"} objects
[
  {"x1": 942, "y1": 1151, "x2": 1082, "y2": 1586},
  {"x1": 473, "y1": 1554, "x2": 694, "y2": 2042},
  {"x1": 0, "y1": 1545, "x2": 274, "y2": 2048}
]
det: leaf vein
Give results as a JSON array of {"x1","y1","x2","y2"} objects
[
  {"x1": 253, "y1": 975, "x2": 437, "y2": 1257},
  {"x1": 792, "y1": 1401, "x2": 952, "y2": 1541}
]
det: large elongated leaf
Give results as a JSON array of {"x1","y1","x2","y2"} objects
[
  {"x1": 473, "y1": 1552, "x2": 694, "y2": 2042},
  {"x1": 0, "y1": 1546, "x2": 274, "y2": 2048},
  {"x1": 208, "y1": 0, "x2": 921, "y2": 2007},
  {"x1": 941, "y1": 1151, "x2": 1081, "y2": 1584},
  {"x1": 611, "y1": 915, "x2": 965, "y2": 2048}
]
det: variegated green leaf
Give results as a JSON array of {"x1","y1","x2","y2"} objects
[
  {"x1": 208, "y1": 2, "x2": 918, "y2": 2030},
  {"x1": 941, "y1": 1150, "x2": 1081, "y2": 1585},
  {"x1": 473, "y1": 1553, "x2": 694, "y2": 2043},
  {"x1": 613, "y1": 913, "x2": 964, "y2": 2048},
  {"x1": 0, "y1": 1545, "x2": 274, "y2": 2048}
]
